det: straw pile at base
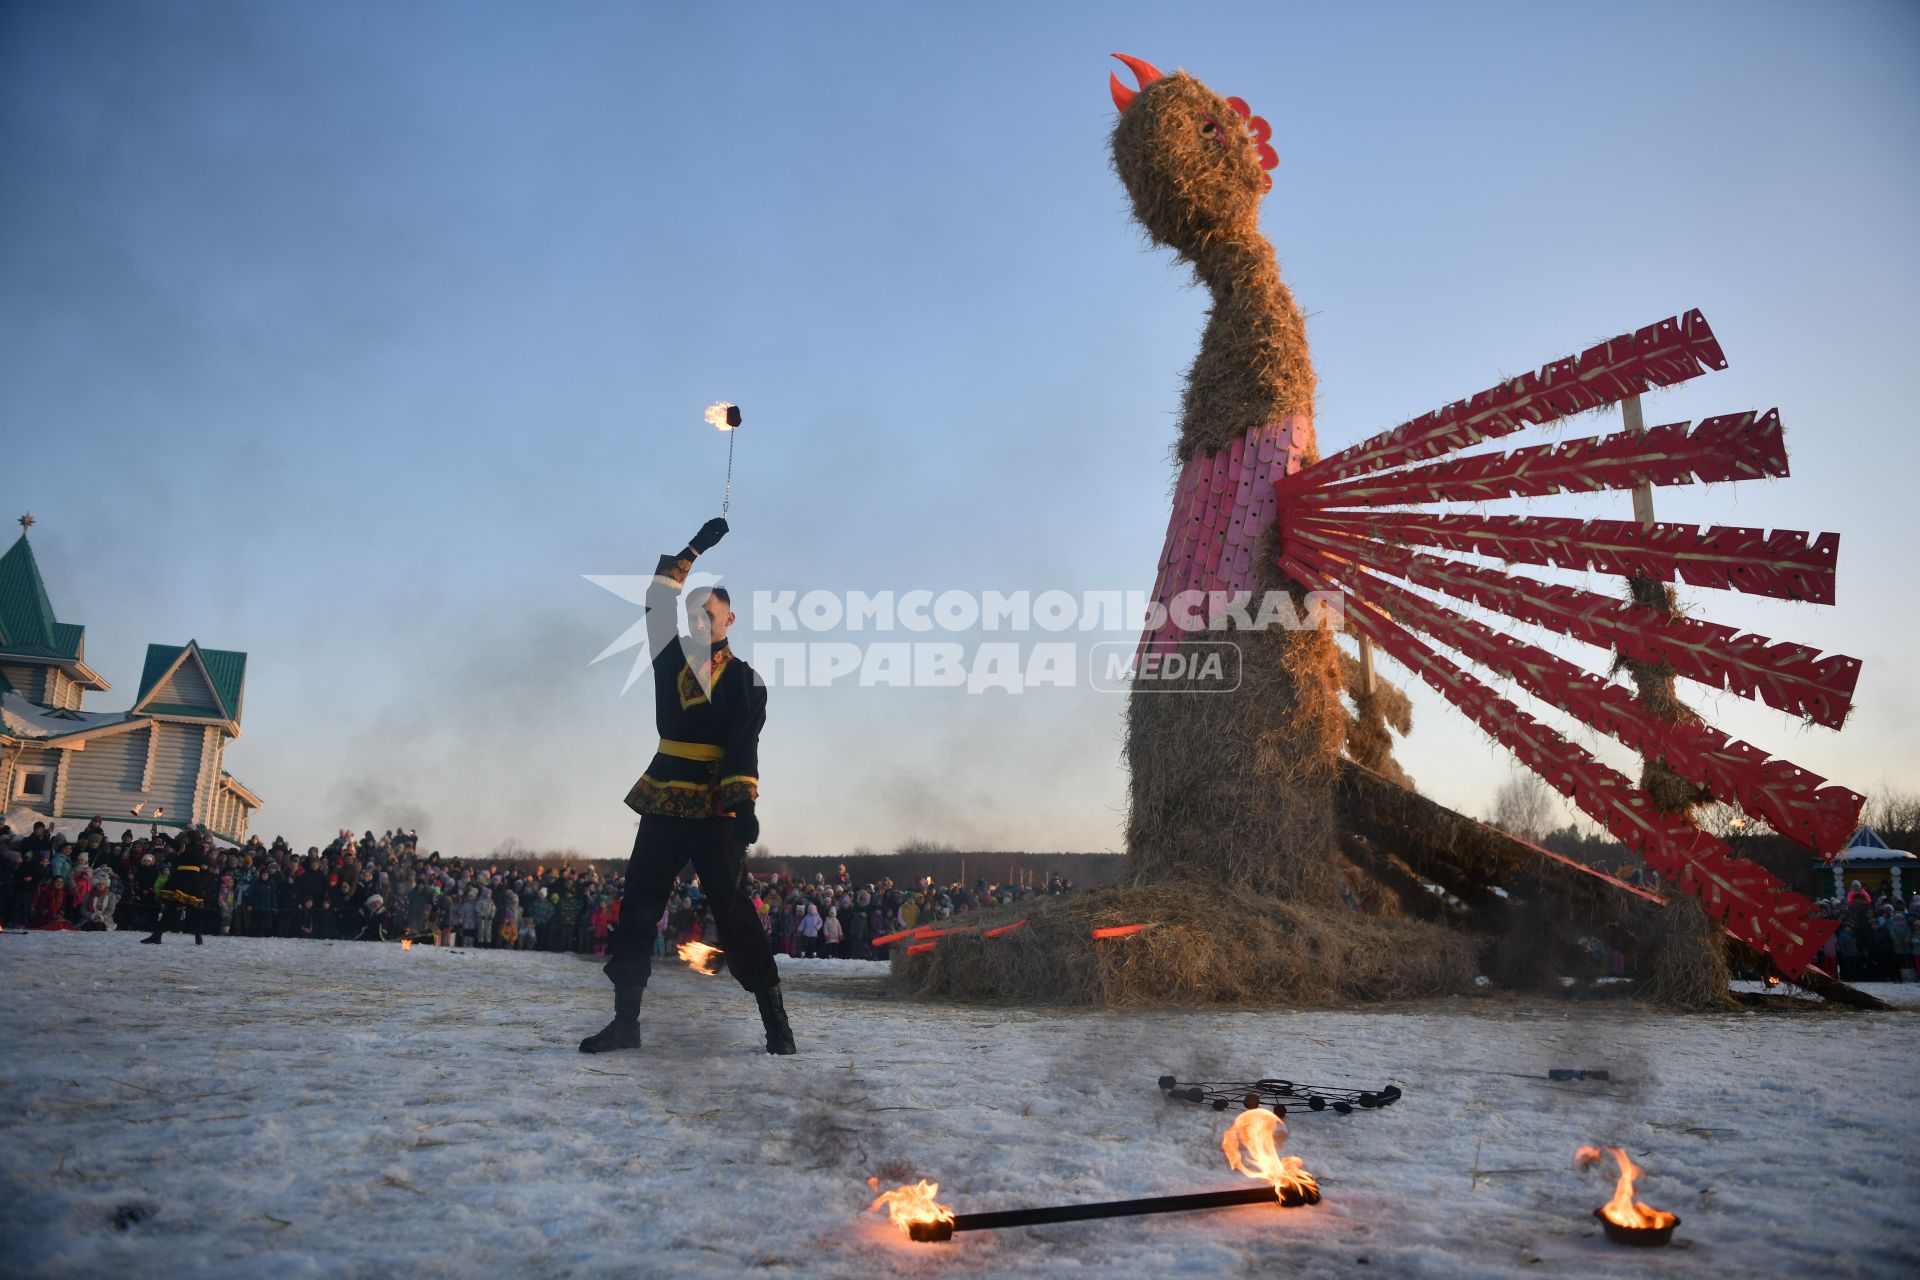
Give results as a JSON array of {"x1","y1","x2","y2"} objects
[
  {"x1": 1631, "y1": 892, "x2": 1737, "y2": 1010},
  {"x1": 888, "y1": 879, "x2": 1477, "y2": 1009}
]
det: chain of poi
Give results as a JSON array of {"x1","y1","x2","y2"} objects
[{"x1": 724, "y1": 425, "x2": 736, "y2": 517}]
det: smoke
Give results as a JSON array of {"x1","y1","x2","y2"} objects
[{"x1": 327, "y1": 775, "x2": 431, "y2": 845}]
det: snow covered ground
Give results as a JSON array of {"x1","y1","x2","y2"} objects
[{"x1": 2, "y1": 931, "x2": 1915, "y2": 1279}]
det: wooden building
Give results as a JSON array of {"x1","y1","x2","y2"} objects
[
  {"x1": 1824, "y1": 827, "x2": 1914, "y2": 900},
  {"x1": 0, "y1": 518, "x2": 261, "y2": 841}
]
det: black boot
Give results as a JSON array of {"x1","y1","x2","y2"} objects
[
  {"x1": 140, "y1": 931, "x2": 163, "y2": 945},
  {"x1": 579, "y1": 988, "x2": 642, "y2": 1054},
  {"x1": 756, "y1": 984, "x2": 796, "y2": 1056}
]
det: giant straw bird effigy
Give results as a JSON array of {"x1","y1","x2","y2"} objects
[{"x1": 894, "y1": 55, "x2": 1873, "y2": 1010}]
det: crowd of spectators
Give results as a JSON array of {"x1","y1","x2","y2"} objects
[
  {"x1": 668, "y1": 863, "x2": 1075, "y2": 961},
  {"x1": 0, "y1": 818, "x2": 1076, "y2": 961},
  {"x1": 9, "y1": 816, "x2": 1916, "y2": 984},
  {"x1": 1819, "y1": 879, "x2": 1920, "y2": 982}
]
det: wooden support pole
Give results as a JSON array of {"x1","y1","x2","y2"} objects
[{"x1": 1621, "y1": 394, "x2": 1656, "y2": 528}]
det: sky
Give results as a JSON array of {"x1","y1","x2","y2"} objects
[{"x1": 2, "y1": 0, "x2": 1916, "y2": 859}]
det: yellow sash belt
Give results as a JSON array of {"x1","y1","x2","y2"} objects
[{"x1": 658, "y1": 739, "x2": 724, "y2": 762}]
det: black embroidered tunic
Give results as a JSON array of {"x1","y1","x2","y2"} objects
[{"x1": 623, "y1": 551, "x2": 765, "y2": 820}]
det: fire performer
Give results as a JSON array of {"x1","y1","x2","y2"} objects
[
  {"x1": 139, "y1": 831, "x2": 213, "y2": 946},
  {"x1": 581, "y1": 516, "x2": 796, "y2": 1055}
]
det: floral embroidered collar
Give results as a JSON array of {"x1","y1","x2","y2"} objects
[{"x1": 677, "y1": 640, "x2": 732, "y2": 710}]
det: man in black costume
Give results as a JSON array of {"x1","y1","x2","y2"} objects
[
  {"x1": 581, "y1": 517, "x2": 796, "y2": 1055},
  {"x1": 141, "y1": 831, "x2": 213, "y2": 945}
]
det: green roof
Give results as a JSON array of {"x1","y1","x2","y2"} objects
[
  {"x1": 0, "y1": 534, "x2": 82, "y2": 662},
  {"x1": 136, "y1": 641, "x2": 247, "y2": 723},
  {"x1": 198, "y1": 646, "x2": 247, "y2": 721}
]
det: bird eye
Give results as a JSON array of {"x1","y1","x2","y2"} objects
[{"x1": 1200, "y1": 119, "x2": 1217, "y2": 136}]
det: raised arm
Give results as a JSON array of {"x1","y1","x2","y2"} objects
[{"x1": 645, "y1": 517, "x2": 729, "y2": 660}]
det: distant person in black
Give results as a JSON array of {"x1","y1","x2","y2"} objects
[
  {"x1": 141, "y1": 832, "x2": 214, "y2": 945},
  {"x1": 581, "y1": 517, "x2": 795, "y2": 1055}
]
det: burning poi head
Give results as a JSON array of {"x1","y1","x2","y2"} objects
[
  {"x1": 677, "y1": 940, "x2": 723, "y2": 976},
  {"x1": 1223, "y1": 1107, "x2": 1320, "y2": 1207}
]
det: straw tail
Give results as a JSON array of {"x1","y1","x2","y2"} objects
[
  {"x1": 1282, "y1": 547, "x2": 1837, "y2": 979},
  {"x1": 1288, "y1": 511, "x2": 1838, "y2": 605}
]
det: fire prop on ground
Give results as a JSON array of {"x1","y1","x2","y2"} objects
[
  {"x1": 1575, "y1": 1145, "x2": 1679, "y2": 1246},
  {"x1": 869, "y1": 1107, "x2": 1317, "y2": 1244}
]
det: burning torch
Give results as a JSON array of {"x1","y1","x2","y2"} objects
[{"x1": 703, "y1": 402, "x2": 742, "y2": 517}]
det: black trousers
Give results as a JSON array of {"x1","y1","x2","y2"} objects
[
  {"x1": 605, "y1": 815, "x2": 777, "y2": 996},
  {"x1": 152, "y1": 903, "x2": 210, "y2": 940}
]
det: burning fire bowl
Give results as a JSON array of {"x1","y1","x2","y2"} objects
[{"x1": 1594, "y1": 1208, "x2": 1680, "y2": 1247}]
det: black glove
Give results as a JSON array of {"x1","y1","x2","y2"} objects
[
  {"x1": 731, "y1": 803, "x2": 759, "y2": 847},
  {"x1": 687, "y1": 517, "x2": 729, "y2": 555}
]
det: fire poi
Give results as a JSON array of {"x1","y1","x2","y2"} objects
[
  {"x1": 869, "y1": 1107, "x2": 1318, "y2": 1245},
  {"x1": 1159, "y1": 1074, "x2": 1402, "y2": 1117},
  {"x1": 677, "y1": 940, "x2": 724, "y2": 976},
  {"x1": 703, "y1": 400, "x2": 741, "y2": 516}
]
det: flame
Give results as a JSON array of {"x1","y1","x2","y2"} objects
[
  {"x1": 401, "y1": 938, "x2": 411, "y2": 951},
  {"x1": 704, "y1": 401, "x2": 739, "y2": 431},
  {"x1": 867, "y1": 1176, "x2": 954, "y2": 1237},
  {"x1": 1574, "y1": 1146, "x2": 1676, "y2": 1230},
  {"x1": 1091, "y1": 923, "x2": 1153, "y2": 939},
  {"x1": 1223, "y1": 1108, "x2": 1319, "y2": 1202},
  {"x1": 678, "y1": 941, "x2": 724, "y2": 975}
]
